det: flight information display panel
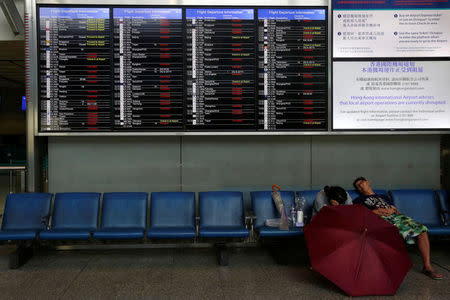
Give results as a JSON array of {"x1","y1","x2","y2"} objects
[
  {"x1": 258, "y1": 9, "x2": 327, "y2": 130},
  {"x1": 113, "y1": 8, "x2": 184, "y2": 130},
  {"x1": 185, "y1": 8, "x2": 256, "y2": 130},
  {"x1": 39, "y1": 7, "x2": 111, "y2": 131},
  {"x1": 37, "y1": 6, "x2": 329, "y2": 133}
]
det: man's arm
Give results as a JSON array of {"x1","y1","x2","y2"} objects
[{"x1": 373, "y1": 206, "x2": 398, "y2": 216}]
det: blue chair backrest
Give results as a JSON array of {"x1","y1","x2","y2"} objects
[
  {"x1": 150, "y1": 192, "x2": 195, "y2": 228},
  {"x1": 436, "y1": 189, "x2": 449, "y2": 225},
  {"x1": 390, "y1": 189, "x2": 441, "y2": 226},
  {"x1": 1, "y1": 193, "x2": 52, "y2": 231},
  {"x1": 250, "y1": 191, "x2": 295, "y2": 228},
  {"x1": 297, "y1": 190, "x2": 320, "y2": 224},
  {"x1": 101, "y1": 193, "x2": 148, "y2": 230},
  {"x1": 348, "y1": 189, "x2": 388, "y2": 201},
  {"x1": 347, "y1": 190, "x2": 359, "y2": 201},
  {"x1": 52, "y1": 193, "x2": 100, "y2": 230},
  {"x1": 199, "y1": 192, "x2": 243, "y2": 227}
]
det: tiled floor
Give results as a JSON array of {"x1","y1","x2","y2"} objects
[{"x1": 0, "y1": 243, "x2": 448, "y2": 299}]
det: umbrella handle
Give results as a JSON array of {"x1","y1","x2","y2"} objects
[{"x1": 272, "y1": 184, "x2": 281, "y2": 192}]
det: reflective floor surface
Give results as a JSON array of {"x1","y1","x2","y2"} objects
[{"x1": 0, "y1": 242, "x2": 448, "y2": 299}]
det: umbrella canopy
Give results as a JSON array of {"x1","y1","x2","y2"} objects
[{"x1": 304, "y1": 204, "x2": 413, "y2": 296}]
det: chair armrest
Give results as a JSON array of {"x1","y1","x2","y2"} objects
[
  {"x1": 441, "y1": 210, "x2": 450, "y2": 226},
  {"x1": 195, "y1": 216, "x2": 200, "y2": 237},
  {"x1": 41, "y1": 214, "x2": 50, "y2": 229},
  {"x1": 245, "y1": 211, "x2": 257, "y2": 242},
  {"x1": 245, "y1": 211, "x2": 256, "y2": 230},
  {"x1": 245, "y1": 210, "x2": 256, "y2": 219}
]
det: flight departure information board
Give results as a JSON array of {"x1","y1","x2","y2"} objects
[
  {"x1": 38, "y1": 6, "x2": 328, "y2": 132},
  {"x1": 39, "y1": 7, "x2": 111, "y2": 131},
  {"x1": 186, "y1": 9, "x2": 256, "y2": 130},
  {"x1": 258, "y1": 9, "x2": 327, "y2": 130},
  {"x1": 114, "y1": 8, "x2": 183, "y2": 130}
]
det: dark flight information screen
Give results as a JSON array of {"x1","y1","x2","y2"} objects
[
  {"x1": 113, "y1": 8, "x2": 183, "y2": 130},
  {"x1": 39, "y1": 7, "x2": 111, "y2": 131},
  {"x1": 38, "y1": 6, "x2": 328, "y2": 133},
  {"x1": 185, "y1": 8, "x2": 256, "y2": 130},
  {"x1": 258, "y1": 9, "x2": 327, "y2": 130}
]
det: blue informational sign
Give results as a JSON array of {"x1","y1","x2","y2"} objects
[
  {"x1": 113, "y1": 8, "x2": 182, "y2": 19},
  {"x1": 39, "y1": 7, "x2": 109, "y2": 19},
  {"x1": 258, "y1": 9, "x2": 326, "y2": 20},
  {"x1": 333, "y1": 0, "x2": 450, "y2": 10},
  {"x1": 186, "y1": 8, "x2": 254, "y2": 20},
  {"x1": 22, "y1": 96, "x2": 26, "y2": 111}
]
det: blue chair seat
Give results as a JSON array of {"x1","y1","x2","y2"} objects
[
  {"x1": 93, "y1": 228, "x2": 144, "y2": 240},
  {"x1": 199, "y1": 226, "x2": 249, "y2": 238},
  {"x1": 147, "y1": 227, "x2": 196, "y2": 239},
  {"x1": 427, "y1": 227, "x2": 450, "y2": 236},
  {"x1": 0, "y1": 193, "x2": 52, "y2": 241},
  {"x1": 0, "y1": 230, "x2": 38, "y2": 241},
  {"x1": 39, "y1": 229, "x2": 91, "y2": 240},
  {"x1": 258, "y1": 226, "x2": 303, "y2": 237},
  {"x1": 149, "y1": 192, "x2": 196, "y2": 239},
  {"x1": 46, "y1": 193, "x2": 100, "y2": 241}
]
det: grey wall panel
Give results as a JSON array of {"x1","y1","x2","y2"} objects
[
  {"x1": 311, "y1": 135, "x2": 440, "y2": 190},
  {"x1": 49, "y1": 137, "x2": 181, "y2": 193},
  {"x1": 181, "y1": 136, "x2": 312, "y2": 202},
  {"x1": 48, "y1": 135, "x2": 440, "y2": 200}
]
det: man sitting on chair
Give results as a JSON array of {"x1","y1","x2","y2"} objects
[{"x1": 352, "y1": 176, "x2": 443, "y2": 280}]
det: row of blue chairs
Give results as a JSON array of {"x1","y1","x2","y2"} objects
[
  {"x1": 255, "y1": 189, "x2": 450, "y2": 237},
  {"x1": 0, "y1": 192, "x2": 246, "y2": 241},
  {"x1": 1, "y1": 189, "x2": 449, "y2": 242}
]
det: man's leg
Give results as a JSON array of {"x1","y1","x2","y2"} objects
[
  {"x1": 417, "y1": 232, "x2": 442, "y2": 279},
  {"x1": 417, "y1": 232, "x2": 431, "y2": 269}
]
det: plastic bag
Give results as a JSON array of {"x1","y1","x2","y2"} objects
[
  {"x1": 265, "y1": 217, "x2": 294, "y2": 227},
  {"x1": 271, "y1": 184, "x2": 289, "y2": 230},
  {"x1": 265, "y1": 218, "x2": 282, "y2": 227}
]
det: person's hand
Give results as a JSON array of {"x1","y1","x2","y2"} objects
[
  {"x1": 391, "y1": 205, "x2": 399, "y2": 215},
  {"x1": 373, "y1": 208, "x2": 390, "y2": 216},
  {"x1": 330, "y1": 200, "x2": 340, "y2": 206},
  {"x1": 373, "y1": 207, "x2": 397, "y2": 216}
]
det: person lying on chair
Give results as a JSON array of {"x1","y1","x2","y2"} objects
[
  {"x1": 352, "y1": 176, "x2": 443, "y2": 280},
  {"x1": 312, "y1": 186, "x2": 352, "y2": 216}
]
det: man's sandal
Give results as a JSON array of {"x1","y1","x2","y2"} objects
[{"x1": 422, "y1": 268, "x2": 443, "y2": 280}]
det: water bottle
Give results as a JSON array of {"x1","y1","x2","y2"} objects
[
  {"x1": 295, "y1": 194, "x2": 300, "y2": 209},
  {"x1": 295, "y1": 195, "x2": 306, "y2": 227},
  {"x1": 297, "y1": 195, "x2": 305, "y2": 211},
  {"x1": 290, "y1": 204, "x2": 296, "y2": 227}
]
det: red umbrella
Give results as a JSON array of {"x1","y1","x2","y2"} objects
[{"x1": 304, "y1": 205, "x2": 413, "y2": 296}]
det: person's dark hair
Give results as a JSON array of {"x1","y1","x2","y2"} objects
[
  {"x1": 352, "y1": 176, "x2": 367, "y2": 189},
  {"x1": 324, "y1": 186, "x2": 347, "y2": 205}
]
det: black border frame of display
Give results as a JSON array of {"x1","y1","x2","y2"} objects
[{"x1": 36, "y1": 4, "x2": 329, "y2": 133}]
